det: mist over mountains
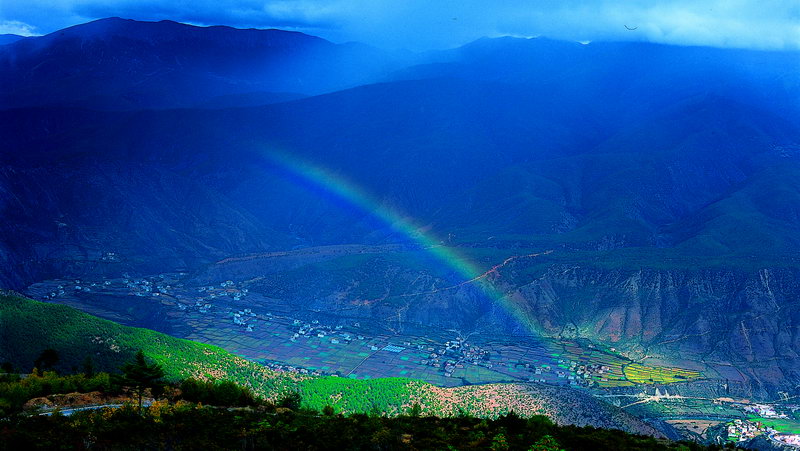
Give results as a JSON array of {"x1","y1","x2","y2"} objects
[{"x1": 2, "y1": 17, "x2": 800, "y2": 398}]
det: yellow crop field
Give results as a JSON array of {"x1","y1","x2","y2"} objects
[{"x1": 623, "y1": 363, "x2": 702, "y2": 384}]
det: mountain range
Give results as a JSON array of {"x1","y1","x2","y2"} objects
[{"x1": 2, "y1": 17, "x2": 800, "y2": 402}]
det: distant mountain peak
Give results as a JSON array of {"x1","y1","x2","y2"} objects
[
  {"x1": 0, "y1": 17, "x2": 410, "y2": 110},
  {"x1": 38, "y1": 16, "x2": 327, "y2": 44}
]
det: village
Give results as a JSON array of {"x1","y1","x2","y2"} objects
[
  {"x1": 722, "y1": 415, "x2": 800, "y2": 448},
  {"x1": 29, "y1": 271, "x2": 654, "y2": 392},
  {"x1": 28, "y1": 269, "x2": 715, "y2": 399},
  {"x1": 28, "y1": 273, "x2": 577, "y2": 385},
  {"x1": 25, "y1": 242, "x2": 709, "y2": 395},
  {"x1": 723, "y1": 403, "x2": 800, "y2": 447}
]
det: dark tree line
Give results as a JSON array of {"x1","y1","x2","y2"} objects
[{"x1": 0, "y1": 351, "x2": 730, "y2": 450}]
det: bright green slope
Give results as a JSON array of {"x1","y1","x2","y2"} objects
[
  {"x1": 0, "y1": 292, "x2": 298, "y2": 395},
  {"x1": 0, "y1": 292, "x2": 434, "y2": 414}
]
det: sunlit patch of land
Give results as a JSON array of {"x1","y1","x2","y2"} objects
[{"x1": 623, "y1": 363, "x2": 702, "y2": 385}]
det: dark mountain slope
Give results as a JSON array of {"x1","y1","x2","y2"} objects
[
  {"x1": 0, "y1": 18, "x2": 411, "y2": 110},
  {"x1": 0, "y1": 34, "x2": 24, "y2": 46},
  {"x1": 393, "y1": 37, "x2": 800, "y2": 122},
  {"x1": 666, "y1": 165, "x2": 800, "y2": 254},
  {"x1": 0, "y1": 162, "x2": 292, "y2": 288},
  {"x1": 1, "y1": 83, "x2": 798, "y2": 294}
]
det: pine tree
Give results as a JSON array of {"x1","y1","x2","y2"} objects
[
  {"x1": 114, "y1": 350, "x2": 165, "y2": 412},
  {"x1": 82, "y1": 356, "x2": 95, "y2": 377},
  {"x1": 34, "y1": 349, "x2": 59, "y2": 372}
]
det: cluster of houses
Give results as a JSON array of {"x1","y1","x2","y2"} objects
[
  {"x1": 125, "y1": 277, "x2": 156, "y2": 296},
  {"x1": 524, "y1": 362, "x2": 571, "y2": 385},
  {"x1": 42, "y1": 285, "x2": 67, "y2": 299},
  {"x1": 90, "y1": 335, "x2": 121, "y2": 353},
  {"x1": 43, "y1": 279, "x2": 111, "y2": 299},
  {"x1": 743, "y1": 403, "x2": 788, "y2": 419},
  {"x1": 566, "y1": 361, "x2": 612, "y2": 387},
  {"x1": 726, "y1": 419, "x2": 765, "y2": 443},
  {"x1": 197, "y1": 280, "x2": 249, "y2": 302},
  {"x1": 232, "y1": 308, "x2": 258, "y2": 331},
  {"x1": 514, "y1": 359, "x2": 609, "y2": 387},
  {"x1": 260, "y1": 359, "x2": 322, "y2": 377},
  {"x1": 417, "y1": 338, "x2": 492, "y2": 377},
  {"x1": 171, "y1": 280, "x2": 253, "y2": 315},
  {"x1": 289, "y1": 319, "x2": 366, "y2": 345},
  {"x1": 720, "y1": 404, "x2": 800, "y2": 446},
  {"x1": 529, "y1": 360, "x2": 613, "y2": 387},
  {"x1": 39, "y1": 272, "x2": 196, "y2": 302},
  {"x1": 100, "y1": 251, "x2": 120, "y2": 262}
]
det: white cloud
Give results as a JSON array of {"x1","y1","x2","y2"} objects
[
  {"x1": 0, "y1": 20, "x2": 37, "y2": 36},
  {"x1": 492, "y1": 0, "x2": 800, "y2": 51}
]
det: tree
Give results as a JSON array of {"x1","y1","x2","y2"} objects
[
  {"x1": 82, "y1": 356, "x2": 95, "y2": 377},
  {"x1": 277, "y1": 392, "x2": 302, "y2": 410},
  {"x1": 114, "y1": 350, "x2": 165, "y2": 411},
  {"x1": 529, "y1": 435, "x2": 562, "y2": 451},
  {"x1": 34, "y1": 349, "x2": 59, "y2": 372},
  {"x1": 1, "y1": 361, "x2": 14, "y2": 374},
  {"x1": 491, "y1": 432, "x2": 509, "y2": 451}
]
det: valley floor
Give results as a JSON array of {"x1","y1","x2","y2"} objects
[{"x1": 25, "y1": 268, "x2": 800, "y2": 446}]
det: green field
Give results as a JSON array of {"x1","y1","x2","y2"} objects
[{"x1": 749, "y1": 416, "x2": 800, "y2": 434}]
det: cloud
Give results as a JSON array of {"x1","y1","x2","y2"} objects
[
  {"x1": 491, "y1": 0, "x2": 800, "y2": 51},
  {"x1": 0, "y1": 20, "x2": 37, "y2": 36},
  {"x1": 0, "y1": 0, "x2": 798, "y2": 50}
]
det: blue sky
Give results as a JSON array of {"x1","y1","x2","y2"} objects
[{"x1": 1, "y1": 0, "x2": 798, "y2": 50}]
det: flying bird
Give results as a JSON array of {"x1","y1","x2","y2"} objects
[{"x1": 624, "y1": 25, "x2": 638, "y2": 30}]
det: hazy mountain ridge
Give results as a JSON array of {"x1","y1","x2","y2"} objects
[{"x1": 0, "y1": 17, "x2": 413, "y2": 110}]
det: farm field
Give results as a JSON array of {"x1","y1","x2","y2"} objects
[{"x1": 748, "y1": 416, "x2": 800, "y2": 435}]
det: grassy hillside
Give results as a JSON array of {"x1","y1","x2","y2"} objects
[
  {"x1": 0, "y1": 291, "x2": 298, "y2": 397},
  {"x1": 0, "y1": 292, "x2": 659, "y2": 435}
]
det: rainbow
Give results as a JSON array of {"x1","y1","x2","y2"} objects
[{"x1": 262, "y1": 149, "x2": 541, "y2": 333}]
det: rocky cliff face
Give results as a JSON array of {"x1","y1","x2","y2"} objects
[{"x1": 506, "y1": 265, "x2": 800, "y2": 397}]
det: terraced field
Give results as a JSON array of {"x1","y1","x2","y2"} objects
[
  {"x1": 623, "y1": 363, "x2": 702, "y2": 385},
  {"x1": 556, "y1": 341, "x2": 704, "y2": 388}
]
